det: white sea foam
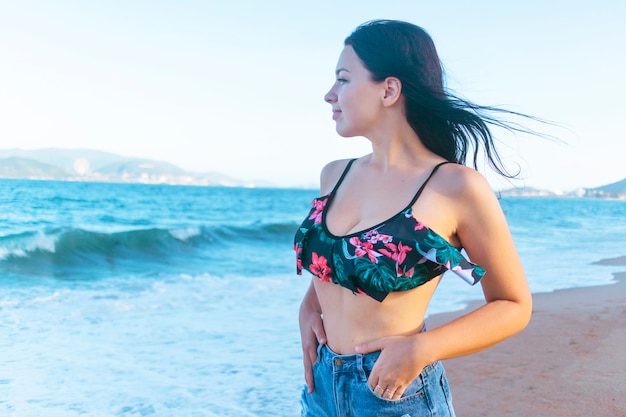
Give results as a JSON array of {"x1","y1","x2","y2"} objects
[
  {"x1": 169, "y1": 227, "x2": 202, "y2": 241},
  {"x1": 0, "y1": 230, "x2": 58, "y2": 260}
]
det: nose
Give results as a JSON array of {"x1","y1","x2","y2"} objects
[{"x1": 324, "y1": 85, "x2": 337, "y2": 104}]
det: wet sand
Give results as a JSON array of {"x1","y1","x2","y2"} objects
[{"x1": 429, "y1": 257, "x2": 626, "y2": 417}]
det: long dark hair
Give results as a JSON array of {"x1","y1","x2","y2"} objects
[{"x1": 345, "y1": 19, "x2": 547, "y2": 178}]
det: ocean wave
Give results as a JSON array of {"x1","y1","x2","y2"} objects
[{"x1": 0, "y1": 222, "x2": 298, "y2": 278}]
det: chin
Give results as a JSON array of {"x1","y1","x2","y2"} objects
[{"x1": 335, "y1": 125, "x2": 359, "y2": 138}]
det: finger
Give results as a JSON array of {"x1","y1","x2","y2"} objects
[
  {"x1": 369, "y1": 373, "x2": 380, "y2": 395},
  {"x1": 392, "y1": 388, "x2": 403, "y2": 400},
  {"x1": 383, "y1": 387, "x2": 395, "y2": 399},
  {"x1": 303, "y1": 352, "x2": 315, "y2": 393},
  {"x1": 355, "y1": 337, "x2": 385, "y2": 354},
  {"x1": 311, "y1": 316, "x2": 327, "y2": 345}
]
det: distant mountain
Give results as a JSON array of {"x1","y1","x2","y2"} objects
[
  {"x1": 586, "y1": 178, "x2": 626, "y2": 198},
  {"x1": 96, "y1": 159, "x2": 188, "y2": 177},
  {"x1": 498, "y1": 177, "x2": 626, "y2": 200},
  {"x1": 496, "y1": 187, "x2": 561, "y2": 198},
  {"x1": 0, "y1": 157, "x2": 70, "y2": 178},
  {"x1": 0, "y1": 148, "x2": 130, "y2": 173},
  {"x1": 0, "y1": 148, "x2": 255, "y2": 187}
]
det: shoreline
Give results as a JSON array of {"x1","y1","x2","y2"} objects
[{"x1": 428, "y1": 256, "x2": 626, "y2": 416}]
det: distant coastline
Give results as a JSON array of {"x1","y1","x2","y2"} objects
[
  {"x1": 0, "y1": 148, "x2": 269, "y2": 188},
  {"x1": 1, "y1": 148, "x2": 625, "y2": 197},
  {"x1": 496, "y1": 184, "x2": 626, "y2": 200}
]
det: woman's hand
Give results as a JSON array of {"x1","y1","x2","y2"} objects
[
  {"x1": 299, "y1": 283, "x2": 327, "y2": 393},
  {"x1": 355, "y1": 333, "x2": 430, "y2": 400}
]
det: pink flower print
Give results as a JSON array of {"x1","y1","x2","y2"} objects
[
  {"x1": 379, "y1": 242, "x2": 412, "y2": 264},
  {"x1": 364, "y1": 230, "x2": 392, "y2": 244},
  {"x1": 310, "y1": 252, "x2": 332, "y2": 282},
  {"x1": 414, "y1": 220, "x2": 426, "y2": 231},
  {"x1": 308, "y1": 198, "x2": 327, "y2": 225},
  {"x1": 349, "y1": 237, "x2": 380, "y2": 263},
  {"x1": 397, "y1": 264, "x2": 415, "y2": 277},
  {"x1": 294, "y1": 243, "x2": 303, "y2": 272}
]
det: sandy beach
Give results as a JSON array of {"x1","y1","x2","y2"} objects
[{"x1": 430, "y1": 257, "x2": 626, "y2": 417}]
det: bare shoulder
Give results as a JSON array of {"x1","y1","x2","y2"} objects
[
  {"x1": 433, "y1": 163, "x2": 510, "y2": 242},
  {"x1": 430, "y1": 162, "x2": 504, "y2": 228},
  {"x1": 319, "y1": 158, "x2": 356, "y2": 195},
  {"x1": 436, "y1": 162, "x2": 497, "y2": 202}
]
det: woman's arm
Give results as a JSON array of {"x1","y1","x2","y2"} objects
[
  {"x1": 296, "y1": 158, "x2": 353, "y2": 392},
  {"x1": 299, "y1": 281, "x2": 326, "y2": 393},
  {"x1": 419, "y1": 167, "x2": 532, "y2": 360}
]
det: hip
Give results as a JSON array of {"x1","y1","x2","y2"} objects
[{"x1": 301, "y1": 338, "x2": 456, "y2": 417}]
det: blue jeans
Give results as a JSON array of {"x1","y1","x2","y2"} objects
[{"x1": 301, "y1": 337, "x2": 456, "y2": 416}]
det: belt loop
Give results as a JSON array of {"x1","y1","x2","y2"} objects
[
  {"x1": 357, "y1": 353, "x2": 367, "y2": 381},
  {"x1": 317, "y1": 342, "x2": 324, "y2": 359}
]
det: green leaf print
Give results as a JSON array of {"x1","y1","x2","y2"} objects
[
  {"x1": 420, "y1": 231, "x2": 464, "y2": 266},
  {"x1": 332, "y1": 251, "x2": 353, "y2": 290},
  {"x1": 317, "y1": 228, "x2": 336, "y2": 245},
  {"x1": 353, "y1": 258, "x2": 398, "y2": 292}
]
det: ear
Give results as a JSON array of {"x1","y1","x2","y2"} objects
[{"x1": 381, "y1": 77, "x2": 402, "y2": 107}]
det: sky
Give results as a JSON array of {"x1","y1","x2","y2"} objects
[{"x1": 1, "y1": 0, "x2": 625, "y2": 191}]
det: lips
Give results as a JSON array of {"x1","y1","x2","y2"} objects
[{"x1": 332, "y1": 109, "x2": 341, "y2": 120}]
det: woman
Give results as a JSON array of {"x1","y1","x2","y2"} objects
[{"x1": 294, "y1": 20, "x2": 533, "y2": 416}]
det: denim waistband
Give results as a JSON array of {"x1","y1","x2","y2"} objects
[{"x1": 316, "y1": 324, "x2": 438, "y2": 375}]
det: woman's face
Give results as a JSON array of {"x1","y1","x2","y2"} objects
[{"x1": 324, "y1": 45, "x2": 385, "y2": 138}]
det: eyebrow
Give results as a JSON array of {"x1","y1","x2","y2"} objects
[{"x1": 335, "y1": 68, "x2": 350, "y2": 75}]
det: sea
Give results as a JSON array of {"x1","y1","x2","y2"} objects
[{"x1": 1, "y1": 179, "x2": 625, "y2": 417}]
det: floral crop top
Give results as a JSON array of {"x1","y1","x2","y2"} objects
[{"x1": 294, "y1": 159, "x2": 485, "y2": 302}]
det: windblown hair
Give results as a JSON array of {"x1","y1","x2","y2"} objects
[{"x1": 345, "y1": 19, "x2": 544, "y2": 178}]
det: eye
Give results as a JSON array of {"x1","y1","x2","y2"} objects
[{"x1": 336, "y1": 78, "x2": 348, "y2": 84}]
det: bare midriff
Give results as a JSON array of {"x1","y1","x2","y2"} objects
[{"x1": 313, "y1": 276, "x2": 441, "y2": 354}]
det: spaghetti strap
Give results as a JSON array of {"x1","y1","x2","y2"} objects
[
  {"x1": 408, "y1": 161, "x2": 452, "y2": 206},
  {"x1": 329, "y1": 159, "x2": 357, "y2": 195}
]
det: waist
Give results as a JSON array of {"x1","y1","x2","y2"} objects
[
  {"x1": 317, "y1": 324, "x2": 438, "y2": 374},
  {"x1": 314, "y1": 278, "x2": 433, "y2": 353},
  {"x1": 323, "y1": 320, "x2": 426, "y2": 354}
]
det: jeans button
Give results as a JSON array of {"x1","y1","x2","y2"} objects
[{"x1": 334, "y1": 358, "x2": 343, "y2": 367}]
